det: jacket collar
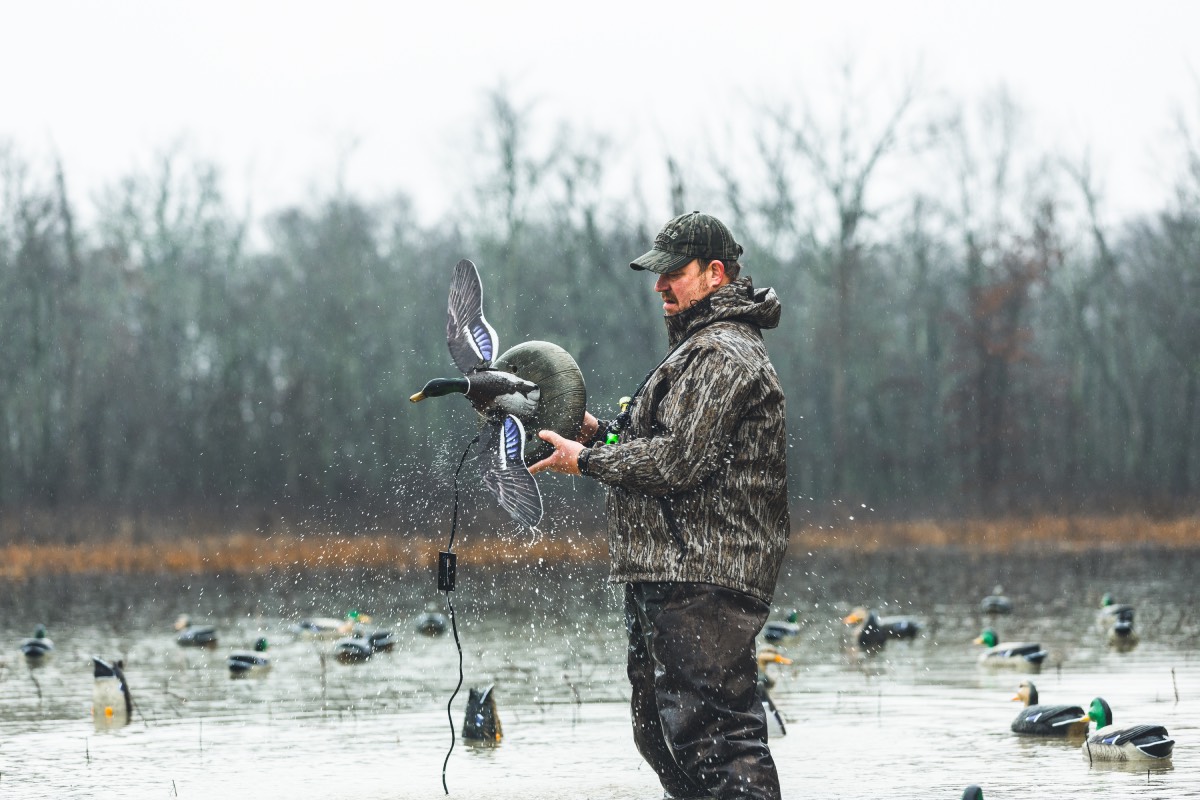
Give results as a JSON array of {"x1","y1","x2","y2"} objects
[{"x1": 664, "y1": 277, "x2": 781, "y2": 347}]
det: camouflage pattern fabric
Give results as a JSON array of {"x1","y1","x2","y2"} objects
[{"x1": 584, "y1": 277, "x2": 789, "y2": 604}]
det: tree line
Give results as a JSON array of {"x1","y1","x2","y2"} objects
[{"x1": 2, "y1": 82, "x2": 1198, "y2": 535}]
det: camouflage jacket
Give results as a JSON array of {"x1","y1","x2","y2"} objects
[{"x1": 582, "y1": 277, "x2": 790, "y2": 604}]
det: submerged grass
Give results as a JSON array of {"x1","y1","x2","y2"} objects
[{"x1": 0, "y1": 513, "x2": 1196, "y2": 579}]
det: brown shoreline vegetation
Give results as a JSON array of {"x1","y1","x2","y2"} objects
[{"x1": 0, "y1": 513, "x2": 1197, "y2": 580}]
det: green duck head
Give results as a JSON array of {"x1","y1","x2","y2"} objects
[
  {"x1": 786, "y1": 609, "x2": 799, "y2": 624},
  {"x1": 34, "y1": 624, "x2": 47, "y2": 639},
  {"x1": 410, "y1": 377, "x2": 469, "y2": 402},
  {"x1": 974, "y1": 628, "x2": 998, "y2": 648},
  {"x1": 1084, "y1": 697, "x2": 1112, "y2": 728},
  {"x1": 962, "y1": 786, "x2": 984, "y2": 800},
  {"x1": 1100, "y1": 592, "x2": 1114, "y2": 608},
  {"x1": 254, "y1": 637, "x2": 269, "y2": 653}
]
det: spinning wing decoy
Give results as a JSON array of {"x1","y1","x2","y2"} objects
[{"x1": 478, "y1": 415, "x2": 543, "y2": 528}]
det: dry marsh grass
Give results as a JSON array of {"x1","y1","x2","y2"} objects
[{"x1": 0, "y1": 514, "x2": 1196, "y2": 580}]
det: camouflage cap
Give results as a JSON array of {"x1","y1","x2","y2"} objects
[{"x1": 630, "y1": 211, "x2": 744, "y2": 274}]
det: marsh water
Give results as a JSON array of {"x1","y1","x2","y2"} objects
[{"x1": 1, "y1": 545, "x2": 1198, "y2": 799}]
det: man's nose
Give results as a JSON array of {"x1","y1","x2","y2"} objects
[{"x1": 654, "y1": 273, "x2": 669, "y2": 292}]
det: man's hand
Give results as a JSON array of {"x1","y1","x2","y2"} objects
[{"x1": 530, "y1": 430, "x2": 585, "y2": 475}]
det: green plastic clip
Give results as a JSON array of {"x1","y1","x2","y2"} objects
[{"x1": 605, "y1": 396, "x2": 632, "y2": 445}]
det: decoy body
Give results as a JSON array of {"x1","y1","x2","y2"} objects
[
  {"x1": 462, "y1": 684, "x2": 503, "y2": 742},
  {"x1": 333, "y1": 628, "x2": 396, "y2": 663},
  {"x1": 756, "y1": 647, "x2": 791, "y2": 738},
  {"x1": 411, "y1": 259, "x2": 545, "y2": 527},
  {"x1": 762, "y1": 611, "x2": 801, "y2": 644},
  {"x1": 228, "y1": 638, "x2": 271, "y2": 676},
  {"x1": 174, "y1": 614, "x2": 218, "y2": 648},
  {"x1": 92, "y1": 657, "x2": 133, "y2": 725},
  {"x1": 974, "y1": 628, "x2": 1047, "y2": 670},
  {"x1": 290, "y1": 617, "x2": 346, "y2": 639},
  {"x1": 1010, "y1": 680, "x2": 1088, "y2": 737},
  {"x1": 19, "y1": 625, "x2": 54, "y2": 661},
  {"x1": 1098, "y1": 593, "x2": 1137, "y2": 646},
  {"x1": 1079, "y1": 698, "x2": 1174, "y2": 761},
  {"x1": 843, "y1": 607, "x2": 921, "y2": 650},
  {"x1": 415, "y1": 602, "x2": 449, "y2": 636},
  {"x1": 980, "y1": 585, "x2": 1013, "y2": 615},
  {"x1": 412, "y1": 260, "x2": 587, "y2": 527},
  {"x1": 290, "y1": 610, "x2": 364, "y2": 640}
]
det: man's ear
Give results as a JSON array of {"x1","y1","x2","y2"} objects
[{"x1": 708, "y1": 260, "x2": 727, "y2": 287}]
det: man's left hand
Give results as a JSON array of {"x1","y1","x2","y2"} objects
[{"x1": 529, "y1": 430, "x2": 584, "y2": 475}]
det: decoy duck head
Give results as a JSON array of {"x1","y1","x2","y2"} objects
[
  {"x1": 173, "y1": 614, "x2": 191, "y2": 631},
  {"x1": 974, "y1": 628, "x2": 998, "y2": 648},
  {"x1": 1012, "y1": 680, "x2": 1038, "y2": 706},
  {"x1": 254, "y1": 638, "x2": 269, "y2": 653},
  {"x1": 33, "y1": 624, "x2": 47, "y2": 639},
  {"x1": 410, "y1": 377, "x2": 469, "y2": 402},
  {"x1": 962, "y1": 786, "x2": 984, "y2": 800},
  {"x1": 1081, "y1": 697, "x2": 1112, "y2": 728},
  {"x1": 1100, "y1": 592, "x2": 1114, "y2": 608}
]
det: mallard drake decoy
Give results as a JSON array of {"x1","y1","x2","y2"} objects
[
  {"x1": 843, "y1": 607, "x2": 921, "y2": 650},
  {"x1": 174, "y1": 614, "x2": 218, "y2": 648},
  {"x1": 92, "y1": 657, "x2": 132, "y2": 725},
  {"x1": 980, "y1": 585, "x2": 1013, "y2": 615},
  {"x1": 463, "y1": 684, "x2": 503, "y2": 742},
  {"x1": 415, "y1": 601, "x2": 449, "y2": 636},
  {"x1": 290, "y1": 610, "x2": 367, "y2": 640},
  {"x1": 1078, "y1": 697, "x2": 1174, "y2": 761},
  {"x1": 410, "y1": 259, "x2": 544, "y2": 527},
  {"x1": 762, "y1": 610, "x2": 801, "y2": 643},
  {"x1": 1010, "y1": 680, "x2": 1088, "y2": 736},
  {"x1": 19, "y1": 625, "x2": 54, "y2": 661},
  {"x1": 974, "y1": 628, "x2": 1047, "y2": 670},
  {"x1": 228, "y1": 638, "x2": 271, "y2": 676},
  {"x1": 1098, "y1": 593, "x2": 1136, "y2": 643},
  {"x1": 756, "y1": 647, "x2": 791, "y2": 738},
  {"x1": 333, "y1": 629, "x2": 395, "y2": 663}
]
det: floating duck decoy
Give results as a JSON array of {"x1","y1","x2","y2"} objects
[
  {"x1": 843, "y1": 607, "x2": 921, "y2": 650},
  {"x1": 980, "y1": 585, "x2": 1013, "y2": 615},
  {"x1": 762, "y1": 610, "x2": 801, "y2": 644},
  {"x1": 174, "y1": 614, "x2": 218, "y2": 648},
  {"x1": 333, "y1": 629, "x2": 396, "y2": 663},
  {"x1": 1010, "y1": 680, "x2": 1088, "y2": 737},
  {"x1": 1078, "y1": 697, "x2": 1174, "y2": 761},
  {"x1": 228, "y1": 638, "x2": 271, "y2": 676},
  {"x1": 1098, "y1": 593, "x2": 1137, "y2": 647},
  {"x1": 463, "y1": 684, "x2": 502, "y2": 742},
  {"x1": 410, "y1": 259, "x2": 586, "y2": 528},
  {"x1": 756, "y1": 647, "x2": 791, "y2": 738},
  {"x1": 415, "y1": 601, "x2": 449, "y2": 636},
  {"x1": 19, "y1": 625, "x2": 54, "y2": 661},
  {"x1": 290, "y1": 609, "x2": 367, "y2": 640},
  {"x1": 974, "y1": 628, "x2": 1047, "y2": 670},
  {"x1": 92, "y1": 657, "x2": 132, "y2": 726}
]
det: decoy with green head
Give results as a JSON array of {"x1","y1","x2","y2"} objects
[
  {"x1": 974, "y1": 628, "x2": 1047, "y2": 670},
  {"x1": 411, "y1": 259, "x2": 586, "y2": 528},
  {"x1": 1077, "y1": 697, "x2": 1174, "y2": 760}
]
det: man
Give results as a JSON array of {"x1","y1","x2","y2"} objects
[{"x1": 532, "y1": 211, "x2": 790, "y2": 800}]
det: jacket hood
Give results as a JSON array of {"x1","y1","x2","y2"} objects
[{"x1": 665, "y1": 276, "x2": 781, "y2": 346}]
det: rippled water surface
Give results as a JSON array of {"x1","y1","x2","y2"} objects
[{"x1": 1, "y1": 546, "x2": 1198, "y2": 799}]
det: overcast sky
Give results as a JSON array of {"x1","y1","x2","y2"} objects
[{"x1": 3, "y1": 1, "x2": 1198, "y2": 226}]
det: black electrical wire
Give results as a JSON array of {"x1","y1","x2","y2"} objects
[{"x1": 441, "y1": 434, "x2": 477, "y2": 795}]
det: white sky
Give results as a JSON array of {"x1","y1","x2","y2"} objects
[{"x1": 3, "y1": 0, "x2": 1198, "y2": 226}]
